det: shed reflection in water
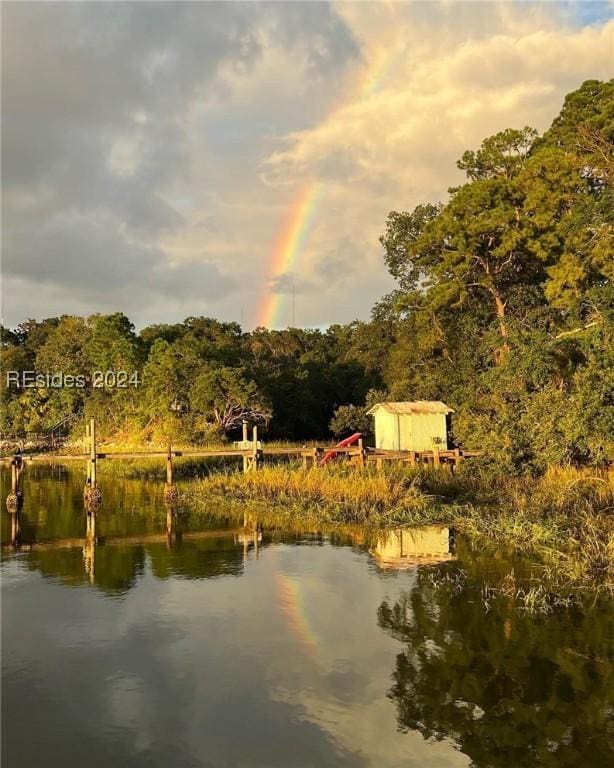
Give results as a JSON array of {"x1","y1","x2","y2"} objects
[
  {"x1": 370, "y1": 525, "x2": 455, "y2": 569},
  {"x1": 4, "y1": 503, "x2": 454, "y2": 593}
]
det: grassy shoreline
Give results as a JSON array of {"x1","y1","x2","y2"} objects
[
  {"x1": 6, "y1": 447, "x2": 611, "y2": 604},
  {"x1": 184, "y1": 464, "x2": 613, "y2": 604}
]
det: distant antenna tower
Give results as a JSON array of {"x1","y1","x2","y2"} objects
[{"x1": 291, "y1": 282, "x2": 296, "y2": 328}]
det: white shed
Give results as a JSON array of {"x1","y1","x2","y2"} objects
[{"x1": 366, "y1": 401, "x2": 454, "y2": 452}]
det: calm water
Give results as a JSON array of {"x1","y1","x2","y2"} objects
[{"x1": 1, "y1": 466, "x2": 612, "y2": 768}]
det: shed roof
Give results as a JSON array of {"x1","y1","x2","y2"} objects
[{"x1": 367, "y1": 401, "x2": 454, "y2": 416}]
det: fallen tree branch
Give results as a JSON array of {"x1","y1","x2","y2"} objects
[{"x1": 555, "y1": 321, "x2": 600, "y2": 339}]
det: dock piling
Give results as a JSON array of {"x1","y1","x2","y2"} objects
[
  {"x1": 242, "y1": 421, "x2": 249, "y2": 472},
  {"x1": 166, "y1": 443, "x2": 173, "y2": 485},
  {"x1": 90, "y1": 418, "x2": 97, "y2": 487},
  {"x1": 84, "y1": 418, "x2": 102, "y2": 507},
  {"x1": 358, "y1": 438, "x2": 365, "y2": 468},
  {"x1": 6, "y1": 455, "x2": 24, "y2": 511},
  {"x1": 163, "y1": 442, "x2": 179, "y2": 503},
  {"x1": 243, "y1": 424, "x2": 262, "y2": 472},
  {"x1": 85, "y1": 421, "x2": 91, "y2": 485}
]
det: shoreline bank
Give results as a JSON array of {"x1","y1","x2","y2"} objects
[{"x1": 184, "y1": 464, "x2": 613, "y2": 607}]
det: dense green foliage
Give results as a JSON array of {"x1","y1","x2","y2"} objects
[
  {"x1": 1, "y1": 81, "x2": 612, "y2": 470},
  {"x1": 0, "y1": 314, "x2": 376, "y2": 443}
]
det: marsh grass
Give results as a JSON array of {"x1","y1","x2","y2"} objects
[
  {"x1": 187, "y1": 463, "x2": 453, "y2": 524},
  {"x1": 187, "y1": 462, "x2": 614, "y2": 607},
  {"x1": 96, "y1": 455, "x2": 241, "y2": 480}
]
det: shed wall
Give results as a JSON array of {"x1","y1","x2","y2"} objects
[
  {"x1": 409, "y1": 413, "x2": 448, "y2": 452},
  {"x1": 374, "y1": 411, "x2": 399, "y2": 450},
  {"x1": 373, "y1": 411, "x2": 448, "y2": 451}
]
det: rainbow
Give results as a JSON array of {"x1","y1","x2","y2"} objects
[
  {"x1": 362, "y1": 48, "x2": 398, "y2": 97},
  {"x1": 275, "y1": 571, "x2": 320, "y2": 664},
  {"x1": 254, "y1": 47, "x2": 400, "y2": 329},
  {"x1": 256, "y1": 182, "x2": 323, "y2": 329},
  {"x1": 322, "y1": 45, "x2": 400, "y2": 122}
]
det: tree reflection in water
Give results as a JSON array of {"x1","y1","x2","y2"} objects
[{"x1": 377, "y1": 562, "x2": 614, "y2": 767}]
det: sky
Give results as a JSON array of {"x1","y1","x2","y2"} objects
[{"x1": 2, "y1": 1, "x2": 612, "y2": 331}]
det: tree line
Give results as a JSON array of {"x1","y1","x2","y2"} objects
[{"x1": 1, "y1": 80, "x2": 612, "y2": 472}]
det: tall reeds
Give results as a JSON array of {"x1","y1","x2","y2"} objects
[{"x1": 187, "y1": 462, "x2": 614, "y2": 598}]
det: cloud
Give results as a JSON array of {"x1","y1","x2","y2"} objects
[
  {"x1": 259, "y1": 4, "x2": 613, "y2": 326},
  {"x1": 1, "y1": 1, "x2": 359, "y2": 328},
  {"x1": 1, "y1": 1, "x2": 612, "y2": 329},
  {"x1": 2, "y1": 208, "x2": 235, "y2": 323}
]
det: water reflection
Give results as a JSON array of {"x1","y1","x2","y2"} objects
[
  {"x1": 165, "y1": 505, "x2": 183, "y2": 546},
  {"x1": 2, "y1": 508, "x2": 453, "y2": 594},
  {"x1": 8, "y1": 509, "x2": 21, "y2": 548},
  {"x1": 83, "y1": 509, "x2": 96, "y2": 583},
  {"x1": 236, "y1": 525, "x2": 263, "y2": 560},
  {"x1": 2, "y1": 465, "x2": 613, "y2": 768},
  {"x1": 0, "y1": 466, "x2": 253, "y2": 593},
  {"x1": 378, "y1": 561, "x2": 614, "y2": 767},
  {"x1": 370, "y1": 525, "x2": 455, "y2": 569}
]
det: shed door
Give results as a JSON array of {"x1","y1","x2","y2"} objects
[{"x1": 399, "y1": 415, "x2": 412, "y2": 451}]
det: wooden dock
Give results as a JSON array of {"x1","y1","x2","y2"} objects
[
  {"x1": 2, "y1": 417, "x2": 482, "y2": 511},
  {"x1": 1, "y1": 444, "x2": 479, "y2": 468}
]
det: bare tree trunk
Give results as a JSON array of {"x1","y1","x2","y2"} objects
[{"x1": 493, "y1": 291, "x2": 509, "y2": 363}]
